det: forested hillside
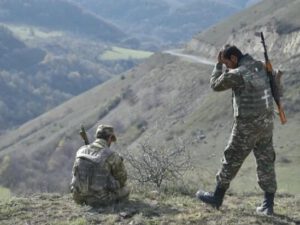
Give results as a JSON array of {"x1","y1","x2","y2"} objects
[
  {"x1": 0, "y1": 25, "x2": 115, "y2": 133},
  {"x1": 0, "y1": 26, "x2": 48, "y2": 131},
  {"x1": 0, "y1": 0, "x2": 126, "y2": 42},
  {"x1": 0, "y1": 0, "x2": 153, "y2": 133},
  {"x1": 72, "y1": 0, "x2": 242, "y2": 49},
  {"x1": 0, "y1": 26, "x2": 45, "y2": 70},
  {"x1": 217, "y1": 0, "x2": 261, "y2": 7}
]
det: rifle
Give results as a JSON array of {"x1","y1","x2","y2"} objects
[
  {"x1": 260, "y1": 32, "x2": 287, "y2": 124},
  {"x1": 80, "y1": 124, "x2": 89, "y2": 145}
]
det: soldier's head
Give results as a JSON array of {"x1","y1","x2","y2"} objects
[
  {"x1": 95, "y1": 124, "x2": 117, "y2": 146},
  {"x1": 222, "y1": 45, "x2": 243, "y2": 69}
]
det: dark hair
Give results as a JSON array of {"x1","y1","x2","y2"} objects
[
  {"x1": 96, "y1": 132, "x2": 110, "y2": 141},
  {"x1": 223, "y1": 45, "x2": 243, "y2": 61}
]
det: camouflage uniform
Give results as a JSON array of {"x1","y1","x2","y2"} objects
[
  {"x1": 210, "y1": 54, "x2": 277, "y2": 193},
  {"x1": 70, "y1": 125, "x2": 129, "y2": 207}
]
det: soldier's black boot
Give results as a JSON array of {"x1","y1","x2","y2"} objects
[
  {"x1": 256, "y1": 192, "x2": 274, "y2": 215},
  {"x1": 195, "y1": 185, "x2": 226, "y2": 210}
]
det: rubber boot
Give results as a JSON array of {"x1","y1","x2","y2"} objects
[
  {"x1": 256, "y1": 192, "x2": 274, "y2": 215},
  {"x1": 196, "y1": 185, "x2": 226, "y2": 209}
]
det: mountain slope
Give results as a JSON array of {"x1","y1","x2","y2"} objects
[
  {"x1": 72, "y1": 0, "x2": 241, "y2": 48},
  {"x1": 0, "y1": 0, "x2": 299, "y2": 196},
  {"x1": 0, "y1": 0, "x2": 126, "y2": 42},
  {"x1": 186, "y1": 0, "x2": 300, "y2": 59},
  {"x1": 216, "y1": 0, "x2": 261, "y2": 8},
  {"x1": 0, "y1": 25, "x2": 48, "y2": 131},
  {"x1": 0, "y1": 0, "x2": 152, "y2": 132},
  {"x1": 0, "y1": 25, "x2": 45, "y2": 70},
  {"x1": 0, "y1": 24, "x2": 116, "y2": 133}
]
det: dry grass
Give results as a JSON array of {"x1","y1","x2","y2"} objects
[{"x1": 0, "y1": 192, "x2": 299, "y2": 225}]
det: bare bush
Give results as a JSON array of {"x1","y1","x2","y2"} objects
[
  {"x1": 122, "y1": 86, "x2": 138, "y2": 105},
  {"x1": 125, "y1": 139, "x2": 192, "y2": 188}
]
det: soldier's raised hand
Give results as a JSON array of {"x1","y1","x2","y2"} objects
[{"x1": 217, "y1": 51, "x2": 224, "y2": 64}]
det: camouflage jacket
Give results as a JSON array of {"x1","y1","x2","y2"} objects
[
  {"x1": 210, "y1": 54, "x2": 278, "y2": 118},
  {"x1": 71, "y1": 138, "x2": 127, "y2": 195}
]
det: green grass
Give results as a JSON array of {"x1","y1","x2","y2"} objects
[
  {"x1": 53, "y1": 218, "x2": 88, "y2": 225},
  {"x1": 100, "y1": 47, "x2": 153, "y2": 60},
  {"x1": 1, "y1": 23, "x2": 63, "y2": 40},
  {"x1": 0, "y1": 192, "x2": 299, "y2": 225},
  {"x1": 0, "y1": 186, "x2": 11, "y2": 201}
]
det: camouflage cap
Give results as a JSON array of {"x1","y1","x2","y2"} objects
[{"x1": 95, "y1": 124, "x2": 117, "y2": 142}]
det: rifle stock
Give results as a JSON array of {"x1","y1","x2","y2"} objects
[
  {"x1": 260, "y1": 32, "x2": 287, "y2": 124},
  {"x1": 278, "y1": 104, "x2": 287, "y2": 124}
]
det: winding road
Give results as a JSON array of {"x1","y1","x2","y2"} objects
[{"x1": 164, "y1": 49, "x2": 215, "y2": 65}]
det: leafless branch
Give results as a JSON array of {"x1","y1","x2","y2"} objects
[{"x1": 125, "y1": 139, "x2": 192, "y2": 188}]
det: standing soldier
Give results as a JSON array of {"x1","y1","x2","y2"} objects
[
  {"x1": 196, "y1": 45, "x2": 282, "y2": 215},
  {"x1": 70, "y1": 124, "x2": 129, "y2": 207}
]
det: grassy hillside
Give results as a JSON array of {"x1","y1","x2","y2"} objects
[
  {"x1": 0, "y1": 0, "x2": 126, "y2": 42},
  {"x1": 0, "y1": 50, "x2": 299, "y2": 195},
  {"x1": 0, "y1": 0, "x2": 299, "y2": 200},
  {"x1": 0, "y1": 192, "x2": 299, "y2": 225},
  {"x1": 0, "y1": 186, "x2": 11, "y2": 201}
]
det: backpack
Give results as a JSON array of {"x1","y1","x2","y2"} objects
[
  {"x1": 71, "y1": 156, "x2": 95, "y2": 195},
  {"x1": 70, "y1": 144, "x2": 118, "y2": 195}
]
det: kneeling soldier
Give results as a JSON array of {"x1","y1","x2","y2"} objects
[{"x1": 70, "y1": 124, "x2": 129, "y2": 207}]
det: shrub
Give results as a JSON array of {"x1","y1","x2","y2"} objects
[{"x1": 125, "y1": 139, "x2": 191, "y2": 188}]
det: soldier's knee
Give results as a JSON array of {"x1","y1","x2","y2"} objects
[
  {"x1": 72, "y1": 192, "x2": 86, "y2": 205},
  {"x1": 116, "y1": 186, "x2": 130, "y2": 201},
  {"x1": 122, "y1": 186, "x2": 130, "y2": 198}
]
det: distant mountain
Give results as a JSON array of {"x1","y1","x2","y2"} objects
[
  {"x1": 0, "y1": 0, "x2": 299, "y2": 195},
  {"x1": 0, "y1": 25, "x2": 116, "y2": 132},
  {"x1": 0, "y1": 21, "x2": 145, "y2": 133},
  {"x1": 72, "y1": 0, "x2": 242, "y2": 49},
  {"x1": 0, "y1": 0, "x2": 127, "y2": 42},
  {"x1": 0, "y1": 27, "x2": 45, "y2": 70},
  {"x1": 0, "y1": 0, "x2": 160, "y2": 133},
  {"x1": 216, "y1": 0, "x2": 261, "y2": 7},
  {"x1": 0, "y1": 26, "x2": 47, "y2": 129}
]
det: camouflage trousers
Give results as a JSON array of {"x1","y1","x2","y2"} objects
[
  {"x1": 216, "y1": 115, "x2": 277, "y2": 193},
  {"x1": 72, "y1": 186, "x2": 130, "y2": 207}
]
